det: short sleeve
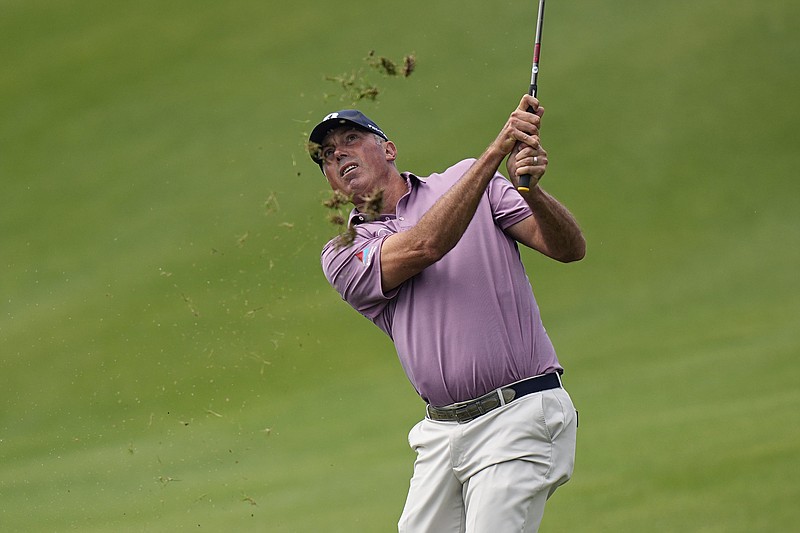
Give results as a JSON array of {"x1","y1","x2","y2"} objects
[
  {"x1": 321, "y1": 229, "x2": 397, "y2": 320},
  {"x1": 487, "y1": 173, "x2": 533, "y2": 230}
]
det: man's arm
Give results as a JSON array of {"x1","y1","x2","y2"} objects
[
  {"x1": 504, "y1": 106, "x2": 586, "y2": 263},
  {"x1": 504, "y1": 186, "x2": 586, "y2": 262},
  {"x1": 380, "y1": 94, "x2": 542, "y2": 292}
]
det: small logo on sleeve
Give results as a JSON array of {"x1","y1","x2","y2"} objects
[{"x1": 355, "y1": 245, "x2": 375, "y2": 267}]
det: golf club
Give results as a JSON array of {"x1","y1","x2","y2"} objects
[{"x1": 517, "y1": 0, "x2": 546, "y2": 192}]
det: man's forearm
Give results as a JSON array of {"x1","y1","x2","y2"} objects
[{"x1": 519, "y1": 185, "x2": 586, "y2": 262}]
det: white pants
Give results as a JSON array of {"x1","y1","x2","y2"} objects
[{"x1": 398, "y1": 387, "x2": 577, "y2": 533}]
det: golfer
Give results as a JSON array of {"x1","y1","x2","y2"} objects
[{"x1": 311, "y1": 94, "x2": 585, "y2": 532}]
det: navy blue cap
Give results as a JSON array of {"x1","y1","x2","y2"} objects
[{"x1": 308, "y1": 110, "x2": 388, "y2": 164}]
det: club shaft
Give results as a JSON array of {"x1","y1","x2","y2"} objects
[{"x1": 519, "y1": 0, "x2": 546, "y2": 192}]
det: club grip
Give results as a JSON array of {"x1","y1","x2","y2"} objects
[
  {"x1": 517, "y1": 103, "x2": 537, "y2": 192},
  {"x1": 518, "y1": 174, "x2": 532, "y2": 192}
]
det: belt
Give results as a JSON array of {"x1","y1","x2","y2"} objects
[{"x1": 426, "y1": 373, "x2": 562, "y2": 424}]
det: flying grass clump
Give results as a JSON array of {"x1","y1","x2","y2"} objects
[
  {"x1": 324, "y1": 50, "x2": 417, "y2": 105},
  {"x1": 305, "y1": 140, "x2": 322, "y2": 162},
  {"x1": 369, "y1": 51, "x2": 416, "y2": 78},
  {"x1": 359, "y1": 188, "x2": 385, "y2": 224},
  {"x1": 323, "y1": 190, "x2": 355, "y2": 246},
  {"x1": 323, "y1": 188, "x2": 384, "y2": 248}
]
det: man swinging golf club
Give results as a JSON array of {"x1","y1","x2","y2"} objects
[
  {"x1": 311, "y1": 5, "x2": 583, "y2": 531},
  {"x1": 311, "y1": 89, "x2": 584, "y2": 531}
]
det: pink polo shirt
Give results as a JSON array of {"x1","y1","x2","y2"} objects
[{"x1": 321, "y1": 159, "x2": 562, "y2": 407}]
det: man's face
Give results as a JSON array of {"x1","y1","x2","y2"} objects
[{"x1": 319, "y1": 127, "x2": 395, "y2": 202}]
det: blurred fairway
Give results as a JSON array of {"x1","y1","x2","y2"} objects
[{"x1": 2, "y1": 0, "x2": 799, "y2": 531}]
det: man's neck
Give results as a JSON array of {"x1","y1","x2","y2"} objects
[{"x1": 355, "y1": 170, "x2": 406, "y2": 216}]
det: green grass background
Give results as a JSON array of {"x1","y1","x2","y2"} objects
[{"x1": 2, "y1": 0, "x2": 799, "y2": 531}]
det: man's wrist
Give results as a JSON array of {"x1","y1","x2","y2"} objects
[
  {"x1": 520, "y1": 182, "x2": 547, "y2": 203},
  {"x1": 481, "y1": 144, "x2": 507, "y2": 167}
]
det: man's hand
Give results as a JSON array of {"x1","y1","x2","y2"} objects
[
  {"x1": 492, "y1": 94, "x2": 543, "y2": 159},
  {"x1": 507, "y1": 143, "x2": 548, "y2": 189},
  {"x1": 505, "y1": 96, "x2": 547, "y2": 189}
]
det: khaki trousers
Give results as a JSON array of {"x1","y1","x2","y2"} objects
[{"x1": 398, "y1": 387, "x2": 577, "y2": 533}]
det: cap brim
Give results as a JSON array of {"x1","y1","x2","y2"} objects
[{"x1": 309, "y1": 118, "x2": 361, "y2": 147}]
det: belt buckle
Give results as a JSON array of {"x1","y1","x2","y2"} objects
[
  {"x1": 501, "y1": 387, "x2": 516, "y2": 404},
  {"x1": 428, "y1": 386, "x2": 511, "y2": 423}
]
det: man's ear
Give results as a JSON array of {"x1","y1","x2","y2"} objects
[{"x1": 384, "y1": 140, "x2": 397, "y2": 162}]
